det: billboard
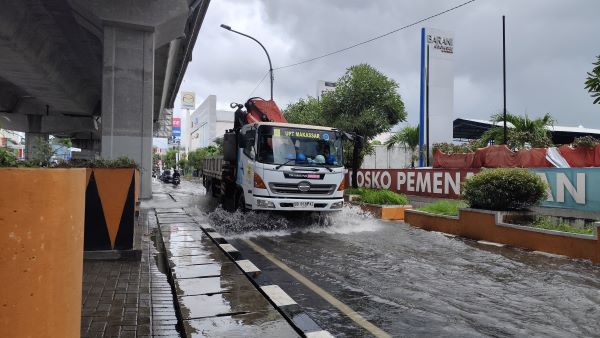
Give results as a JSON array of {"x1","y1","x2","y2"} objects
[
  {"x1": 349, "y1": 168, "x2": 600, "y2": 212},
  {"x1": 419, "y1": 27, "x2": 454, "y2": 166},
  {"x1": 172, "y1": 117, "x2": 181, "y2": 137},
  {"x1": 181, "y1": 92, "x2": 195, "y2": 110}
]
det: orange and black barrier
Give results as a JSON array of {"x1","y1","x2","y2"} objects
[{"x1": 84, "y1": 168, "x2": 137, "y2": 251}]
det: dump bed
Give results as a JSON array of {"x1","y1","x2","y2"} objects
[{"x1": 202, "y1": 156, "x2": 224, "y2": 179}]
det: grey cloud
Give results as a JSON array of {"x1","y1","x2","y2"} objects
[{"x1": 179, "y1": 0, "x2": 600, "y2": 131}]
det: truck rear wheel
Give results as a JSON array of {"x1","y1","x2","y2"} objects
[
  {"x1": 221, "y1": 181, "x2": 237, "y2": 212},
  {"x1": 236, "y1": 190, "x2": 247, "y2": 212}
]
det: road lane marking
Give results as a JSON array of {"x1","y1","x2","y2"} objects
[
  {"x1": 243, "y1": 238, "x2": 392, "y2": 338},
  {"x1": 261, "y1": 285, "x2": 297, "y2": 307},
  {"x1": 477, "y1": 240, "x2": 505, "y2": 247}
]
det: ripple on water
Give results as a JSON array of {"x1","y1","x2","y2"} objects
[{"x1": 207, "y1": 204, "x2": 382, "y2": 238}]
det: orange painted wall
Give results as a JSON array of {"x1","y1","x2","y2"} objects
[
  {"x1": 0, "y1": 168, "x2": 86, "y2": 338},
  {"x1": 405, "y1": 209, "x2": 600, "y2": 263},
  {"x1": 356, "y1": 203, "x2": 411, "y2": 220}
]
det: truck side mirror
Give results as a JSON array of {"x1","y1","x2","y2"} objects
[{"x1": 250, "y1": 147, "x2": 256, "y2": 160}]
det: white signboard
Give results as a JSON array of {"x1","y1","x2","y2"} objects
[
  {"x1": 181, "y1": 91, "x2": 196, "y2": 110},
  {"x1": 419, "y1": 27, "x2": 454, "y2": 166}
]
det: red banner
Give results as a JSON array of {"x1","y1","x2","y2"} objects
[{"x1": 347, "y1": 168, "x2": 480, "y2": 199}]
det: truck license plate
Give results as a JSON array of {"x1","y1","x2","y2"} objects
[{"x1": 293, "y1": 201, "x2": 314, "y2": 208}]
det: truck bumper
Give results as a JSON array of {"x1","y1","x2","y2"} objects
[{"x1": 251, "y1": 196, "x2": 344, "y2": 211}]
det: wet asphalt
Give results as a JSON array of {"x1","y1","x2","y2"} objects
[{"x1": 157, "y1": 178, "x2": 600, "y2": 338}]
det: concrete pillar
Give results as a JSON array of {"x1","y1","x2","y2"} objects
[
  {"x1": 101, "y1": 25, "x2": 154, "y2": 199},
  {"x1": 25, "y1": 115, "x2": 49, "y2": 160}
]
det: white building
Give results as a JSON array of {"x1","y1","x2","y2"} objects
[{"x1": 187, "y1": 95, "x2": 234, "y2": 151}]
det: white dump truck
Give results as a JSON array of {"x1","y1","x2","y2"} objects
[{"x1": 202, "y1": 98, "x2": 348, "y2": 212}]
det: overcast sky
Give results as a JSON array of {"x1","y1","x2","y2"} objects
[{"x1": 174, "y1": 0, "x2": 600, "y2": 132}]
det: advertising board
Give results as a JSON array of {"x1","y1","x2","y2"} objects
[{"x1": 350, "y1": 168, "x2": 600, "y2": 212}]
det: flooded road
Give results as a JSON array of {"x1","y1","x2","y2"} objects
[{"x1": 162, "y1": 179, "x2": 600, "y2": 337}]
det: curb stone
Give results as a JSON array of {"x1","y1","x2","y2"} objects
[{"x1": 198, "y1": 222, "x2": 335, "y2": 338}]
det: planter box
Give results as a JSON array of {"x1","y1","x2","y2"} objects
[
  {"x1": 405, "y1": 208, "x2": 600, "y2": 263},
  {"x1": 351, "y1": 202, "x2": 413, "y2": 220},
  {"x1": 344, "y1": 194, "x2": 361, "y2": 202},
  {"x1": 0, "y1": 168, "x2": 86, "y2": 338},
  {"x1": 84, "y1": 168, "x2": 138, "y2": 251}
]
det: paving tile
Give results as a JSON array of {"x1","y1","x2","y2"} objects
[
  {"x1": 172, "y1": 262, "x2": 241, "y2": 279},
  {"x1": 178, "y1": 288, "x2": 273, "y2": 320},
  {"x1": 168, "y1": 253, "x2": 227, "y2": 267},
  {"x1": 183, "y1": 309, "x2": 300, "y2": 338},
  {"x1": 174, "y1": 274, "x2": 257, "y2": 297}
]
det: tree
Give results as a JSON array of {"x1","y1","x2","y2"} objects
[
  {"x1": 187, "y1": 145, "x2": 220, "y2": 172},
  {"x1": 322, "y1": 64, "x2": 406, "y2": 187},
  {"x1": 164, "y1": 149, "x2": 177, "y2": 169},
  {"x1": 478, "y1": 112, "x2": 554, "y2": 149},
  {"x1": 284, "y1": 97, "x2": 327, "y2": 126},
  {"x1": 585, "y1": 55, "x2": 600, "y2": 104},
  {"x1": 385, "y1": 125, "x2": 419, "y2": 167},
  {"x1": 370, "y1": 140, "x2": 382, "y2": 145}
]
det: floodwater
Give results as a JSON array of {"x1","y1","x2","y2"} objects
[{"x1": 167, "y1": 179, "x2": 600, "y2": 337}]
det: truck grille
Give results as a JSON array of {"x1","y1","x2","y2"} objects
[{"x1": 269, "y1": 183, "x2": 336, "y2": 195}]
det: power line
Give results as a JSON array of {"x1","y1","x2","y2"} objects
[
  {"x1": 274, "y1": 0, "x2": 476, "y2": 70},
  {"x1": 248, "y1": 70, "x2": 270, "y2": 98}
]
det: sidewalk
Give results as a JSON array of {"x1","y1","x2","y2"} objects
[
  {"x1": 81, "y1": 208, "x2": 180, "y2": 337},
  {"x1": 80, "y1": 182, "x2": 319, "y2": 337}
]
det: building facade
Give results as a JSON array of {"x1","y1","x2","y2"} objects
[{"x1": 188, "y1": 95, "x2": 234, "y2": 151}]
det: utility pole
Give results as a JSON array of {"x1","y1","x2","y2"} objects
[
  {"x1": 221, "y1": 24, "x2": 274, "y2": 100},
  {"x1": 502, "y1": 15, "x2": 508, "y2": 144}
]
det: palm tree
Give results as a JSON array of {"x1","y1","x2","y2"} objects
[
  {"x1": 479, "y1": 113, "x2": 554, "y2": 149},
  {"x1": 385, "y1": 125, "x2": 419, "y2": 167}
]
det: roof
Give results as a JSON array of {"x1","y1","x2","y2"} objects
[{"x1": 453, "y1": 118, "x2": 600, "y2": 144}]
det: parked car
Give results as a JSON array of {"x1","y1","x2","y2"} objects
[{"x1": 159, "y1": 170, "x2": 172, "y2": 183}]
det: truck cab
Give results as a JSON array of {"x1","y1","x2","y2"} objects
[{"x1": 236, "y1": 122, "x2": 345, "y2": 211}]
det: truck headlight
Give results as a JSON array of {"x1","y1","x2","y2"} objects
[
  {"x1": 256, "y1": 199, "x2": 275, "y2": 208},
  {"x1": 330, "y1": 201, "x2": 344, "y2": 209}
]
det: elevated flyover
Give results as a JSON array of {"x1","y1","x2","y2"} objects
[{"x1": 0, "y1": 0, "x2": 211, "y2": 198}]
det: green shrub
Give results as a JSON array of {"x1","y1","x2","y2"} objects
[
  {"x1": 345, "y1": 187, "x2": 368, "y2": 195},
  {"x1": 417, "y1": 200, "x2": 467, "y2": 216},
  {"x1": 0, "y1": 148, "x2": 17, "y2": 167},
  {"x1": 529, "y1": 217, "x2": 593, "y2": 235},
  {"x1": 432, "y1": 142, "x2": 475, "y2": 154},
  {"x1": 55, "y1": 156, "x2": 138, "y2": 169},
  {"x1": 572, "y1": 135, "x2": 600, "y2": 148},
  {"x1": 359, "y1": 189, "x2": 408, "y2": 205},
  {"x1": 462, "y1": 168, "x2": 547, "y2": 211}
]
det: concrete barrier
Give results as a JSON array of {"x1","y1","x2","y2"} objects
[
  {"x1": 405, "y1": 208, "x2": 600, "y2": 263},
  {"x1": 0, "y1": 168, "x2": 86, "y2": 338}
]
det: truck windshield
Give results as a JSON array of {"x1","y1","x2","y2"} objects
[{"x1": 257, "y1": 125, "x2": 343, "y2": 167}]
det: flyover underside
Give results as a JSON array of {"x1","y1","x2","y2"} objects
[{"x1": 0, "y1": 0, "x2": 211, "y2": 198}]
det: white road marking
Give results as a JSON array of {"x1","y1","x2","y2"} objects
[
  {"x1": 236, "y1": 259, "x2": 261, "y2": 273},
  {"x1": 243, "y1": 239, "x2": 392, "y2": 338},
  {"x1": 477, "y1": 240, "x2": 505, "y2": 247},
  {"x1": 207, "y1": 231, "x2": 223, "y2": 239},
  {"x1": 219, "y1": 243, "x2": 238, "y2": 252},
  {"x1": 305, "y1": 330, "x2": 336, "y2": 338},
  {"x1": 260, "y1": 285, "x2": 297, "y2": 307},
  {"x1": 532, "y1": 251, "x2": 567, "y2": 259}
]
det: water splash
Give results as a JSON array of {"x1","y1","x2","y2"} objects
[{"x1": 207, "y1": 204, "x2": 381, "y2": 238}]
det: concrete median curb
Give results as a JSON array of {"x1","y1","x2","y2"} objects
[
  {"x1": 154, "y1": 207, "x2": 333, "y2": 337},
  {"x1": 199, "y1": 223, "x2": 335, "y2": 338}
]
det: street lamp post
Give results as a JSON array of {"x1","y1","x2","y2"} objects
[{"x1": 220, "y1": 24, "x2": 274, "y2": 100}]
